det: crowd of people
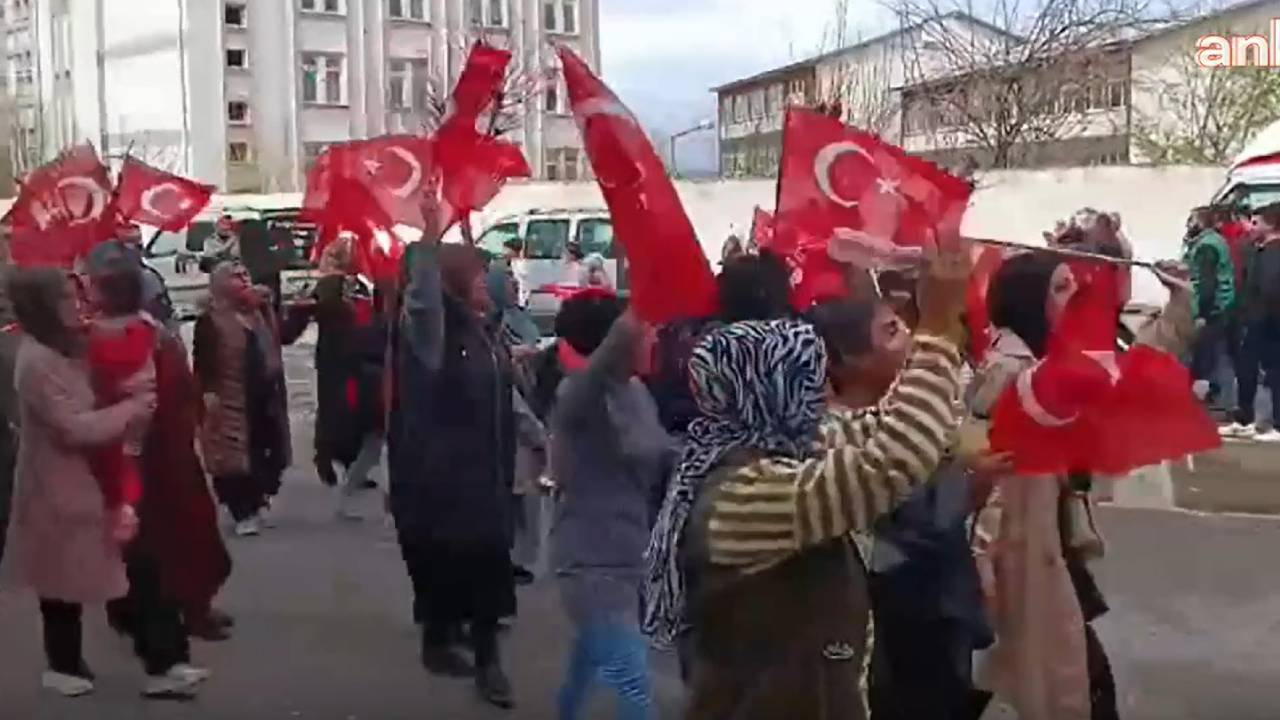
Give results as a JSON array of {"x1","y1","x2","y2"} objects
[
  {"x1": 0, "y1": 192, "x2": 1207, "y2": 720},
  {"x1": 1183, "y1": 201, "x2": 1280, "y2": 438}
]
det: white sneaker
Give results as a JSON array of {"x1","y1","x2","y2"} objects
[
  {"x1": 234, "y1": 517, "x2": 261, "y2": 537},
  {"x1": 142, "y1": 667, "x2": 200, "y2": 698},
  {"x1": 1220, "y1": 423, "x2": 1256, "y2": 439},
  {"x1": 1255, "y1": 428, "x2": 1280, "y2": 442},
  {"x1": 170, "y1": 664, "x2": 211, "y2": 684},
  {"x1": 41, "y1": 671, "x2": 94, "y2": 697}
]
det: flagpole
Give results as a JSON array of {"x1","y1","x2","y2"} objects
[{"x1": 968, "y1": 236, "x2": 1159, "y2": 270}]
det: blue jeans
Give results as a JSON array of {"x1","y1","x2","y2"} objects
[{"x1": 558, "y1": 618, "x2": 652, "y2": 720}]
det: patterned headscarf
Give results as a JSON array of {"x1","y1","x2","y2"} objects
[{"x1": 642, "y1": 319, "x2": 828, "y2": 647}]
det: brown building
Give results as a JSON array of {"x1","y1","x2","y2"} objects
[{"x1": 712, "y1": 59, "x2": 817, "y2": 178}]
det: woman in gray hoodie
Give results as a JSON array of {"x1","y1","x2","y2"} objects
[{"x1": 549, "y1": 290, "x2": 673, "y2": 720}]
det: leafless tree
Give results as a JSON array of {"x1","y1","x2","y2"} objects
[
  {"x1": 887, "y1": 0, "x2": 1193, "y2": 168},
  {"x1": 413, "y1": 32, "x2": 554, "y2": 139},
  {"x1": 805, "y1": 0, "x2": 900, "y2": 135},
  {"x1": 1132, "y1": 48, "x2": 1280, "y2": 165}
]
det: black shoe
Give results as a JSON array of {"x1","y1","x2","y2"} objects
[
  {"x1": 475, "y1": 662, "x2": 513, "y2": 709},
  {"x1": 421, "y1": 641, "x2": 474, "y2": 677},
  {"x1": 512, "y1": 566, "x2": 535, "y2": 586}
]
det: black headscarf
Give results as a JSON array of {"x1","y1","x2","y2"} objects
[{"x1": 987, "y1": 252, "x2": 1061, "y2": 358}]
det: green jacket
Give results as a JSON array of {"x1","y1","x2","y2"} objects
[{"x1": 1183, "y1": 230, "x2": 1235, "y2": 318}]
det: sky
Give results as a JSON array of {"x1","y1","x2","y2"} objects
[{"x1": 599, "y1": 0, "x2": 895, "y2": 174}]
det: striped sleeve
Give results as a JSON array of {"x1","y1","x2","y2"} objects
[{"x1": 707, "y1": 335, "x2": 963, "y2": 573}]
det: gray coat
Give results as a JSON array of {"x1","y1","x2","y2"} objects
[{"x1": 549, "y1": 315, "x2": 674, "y2": 621}]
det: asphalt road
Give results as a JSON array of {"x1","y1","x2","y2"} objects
[{"x1": 0, "y1": 332, "x2": 1277, "y2": 719}]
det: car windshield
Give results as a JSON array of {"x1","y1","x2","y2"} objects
[
  {"x1": 575, "y1": 217, "x2": 614, "y2": 259},
  {"x1": 525, "y1": 218, "x2": 570, "y2": 259},
  {"x1": 478, "y1": 222, "x2": 521, "y2": 257}
]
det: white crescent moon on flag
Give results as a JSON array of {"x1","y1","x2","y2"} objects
[
  {"x1": 385, "y1": 146, "x2": 423, "y2": 199},
  {"x1": 140, "y1": 182, "x2": 192, "y2": 218},
  {"x1": 1015, "y1": 362, "x2": 1078, "y2": 427},
  {"x1": 54, "y1": 176, "x2": 107, "y2": 225},
  {"x1": 813, "y1": 141, "x2": 876, "y2": 208}
]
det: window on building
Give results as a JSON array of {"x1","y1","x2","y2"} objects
[
  {"x1": 563, "y1": 148, "x2": 580, "y2": 180},
  {"x1": 388, "y1": 60, "x2": 409, "y2": 109},
  {"x1": 226, "y1": 48, "x2": 248, "y2": 69},
  {"x1": 767, "y1": 85, "x2": 783, "y2": 117},
  {"x1": 1107, "y1": 79, "x2": 1127, "y2": 108},
  {"x1": 302, "y1": 53, "x2": 345, "y2": 104},
  {"x1": 227, "y1": 100, "x2": 250, "y2": 124},
  {"x1": 544, "y1": 76, "x2": 567, "y2": 114},
  {"x1": 543, "y1": 0, "x2": 578, "y2": 33},
  {"x1": 733, "y1": 95, "x2": 745, "y2": 122},
  {"x1": 719, "y1": 98, "x2": 731, "y2": 126},
  {"x1": 749, "y1": 90, "x2": 764, "y2": 120},
  {"x1": 543, "y1": 148, "x2": 580, "y2": 181},
  {"x1": 228, "y1": 141, "x2": 251, "y2": 164},
  {"x1": 388, "y1": 0, "x2": 425, "y2": 20},
  {"x1": 300, "y1": 0, "x2": 342, "y2": 12},
  {"x1": 225, "y1": 3, "x2": 247, "y2": 27},
  {"x1": 470, "y1": 0, "x2": 507, "y2": 27}
]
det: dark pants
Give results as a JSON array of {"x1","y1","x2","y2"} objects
[
  {"x1": 1085, "y1": 623, "x2": 1120, "y2": 720},
  {"x1": 1234, "y1": 317, "x2": 1280, "y2": 425},
  {"x1": 213, "y1": 473, "x2": 267, "y2": 522},
  {"x1": 44, "y1": 552, "x2": 189, "y2": 678},
  {"x1": 401, "y1": 539, "x2": 512, "y2": 668},
  {"x1": 869, "y1": 614, "x2": 976, "y2": 720},
  {"x1": 0, "y1": 426, "x2": 15, "y2": 564},
  {"x1": 1190, "y1": 316, "x2": 1229, "y2": 401}
]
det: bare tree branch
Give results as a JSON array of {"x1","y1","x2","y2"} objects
[
  {"x1": 886, "y1": 0, "x2": 1196, "y2": 167},
  {"x1": 1132, "y1": 48, "x2": 1280, "y2": 165}
]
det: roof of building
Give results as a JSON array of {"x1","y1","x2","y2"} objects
[{"x1": 710, "y1": 11, "x2": 1020, "y2": 94}]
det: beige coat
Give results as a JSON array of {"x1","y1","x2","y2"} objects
[{"x1": 1, "y1": 338, "x2": 138, "y2": 603}]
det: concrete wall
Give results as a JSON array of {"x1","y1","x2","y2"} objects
[{"x1": 448, "y1": 165, "x2": 1225, "y2": 305}]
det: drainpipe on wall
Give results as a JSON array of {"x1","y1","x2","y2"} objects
[
  {"x1": 176, "y1": 0, "x2": 191, "y2": 174},
  {"x1": 95, "y1": 0, "x2": 108, "y2": 154}
]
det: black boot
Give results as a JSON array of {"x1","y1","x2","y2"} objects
[
  {"x1": 420, "y1": 627, "x2": 473, "y2": 678},
  {"x1": 475, "y1": 661, "x2": 513, "y2": 709}
]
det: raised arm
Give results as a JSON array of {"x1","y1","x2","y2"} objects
[
  {"x1": 555, "y1": 309, "x2": 644, "y2": 423},
  {"x1": 707, "y1": 235, "x2": 973, "y2": 573},
  {"x1": 708, "y1": 334, "x2": 962, "y2": 571},
  {"x1": 401, "y1": 243, "x2": 446, "y2": 373}
]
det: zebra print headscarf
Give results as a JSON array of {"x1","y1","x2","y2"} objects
[{"x1": 642, "y1": 319, "x2": 828, "y2": 647}]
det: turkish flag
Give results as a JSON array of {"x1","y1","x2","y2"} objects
[
  {"x1": 6, "y1": 143, "x2": 116, "y2": 268},
  {"x1": 115, "y1": 157, "x2": 214, "y2": 231},
  {"x1": 302, "y1": 135, "x2": 438, "y2": 281},
  {"x1": 989, "y1": 264, "x2": 1219, "y2": 475},
  {"x1": 559, "y1": 47, "x2": 717, "y2": 324},
  {"x1": 434, "y1": 42, "x2": 531, "y2": 223},
  {"x1": 775, "y1": 108, "x2": 971, "y2": 271}
]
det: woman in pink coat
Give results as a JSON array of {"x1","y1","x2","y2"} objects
[{"x1": 0, "y1": 267, "x2": 156, "y2": 697}]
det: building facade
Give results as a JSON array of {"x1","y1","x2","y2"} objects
[
  {"x1": 712, "y1": 12, "x2": 1013, "y2": 178},
  {"x1": 7, "y1": 0, "x2": 600, "y2": 192}
]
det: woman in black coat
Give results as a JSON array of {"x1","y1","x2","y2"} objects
[{"x1": 388, "y1": 230, "x2": 516, "y2": 710}]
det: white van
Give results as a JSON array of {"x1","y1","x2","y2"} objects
[
  {"x1": 1212, "y1": 119, "x2": 1280, "y2": 210},
  {"x1": 474, "y1": 208, "x2": 624, "y2": 332}
]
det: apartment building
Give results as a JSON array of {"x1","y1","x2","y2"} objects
[
  {"x1": 712, "y1": 12, "x2": 1013, "y2": 178},
  {"x1": 9, "y1": 0, "x2": 600, "y2": 193},
  {"x1": 1, "y1": 0, "x2": 39, "y2": 185}
]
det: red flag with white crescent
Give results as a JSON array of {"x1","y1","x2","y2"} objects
[
  {"x1": 774, "y1": 108, "x2": 971, "y2": 272},
  {"x1": 302, "y1": 135, "x2": 439, "y2": 281},
  {"x1": 989, "y1": 264, "x2": 1219, "y2": 475},
  {"x1": 114, "y1": 157, "x2": 214, "y2": 231},
  {"x1": 559, "y1": 47, "x2": 717, "y2": 324},
  {"x1": 6, "y1": 142, "x2": 116, "y2": 268}
]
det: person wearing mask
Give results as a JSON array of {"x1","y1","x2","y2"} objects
[
  {"x1": 643, "y1": 238, "x2": 972, "y2": 719},
  {"x1": 389, "y1": 209, "x2": 517, "y2": 708},
  {"x1": 967, "y1": 251, "x2": 1193, "y2": 720},
  {"x1": 550, "y1": 292, "x2": 673, "y2": 720},
  {"x1": 193, "y1": 262, "x2": 291, "y2": 537},
  {"x1": 805, "y1": 296, "x2": 1007, "y2": 720},
  {"x1": 1223, "y1": 202, "x2": 1280, "y2": 440},
  {"x1": 0, "y1": 267, "x2": 208, "y2": 699},
  {"x1": 1183, "y1": 206, "x2": 1237, "y2": 407}
]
